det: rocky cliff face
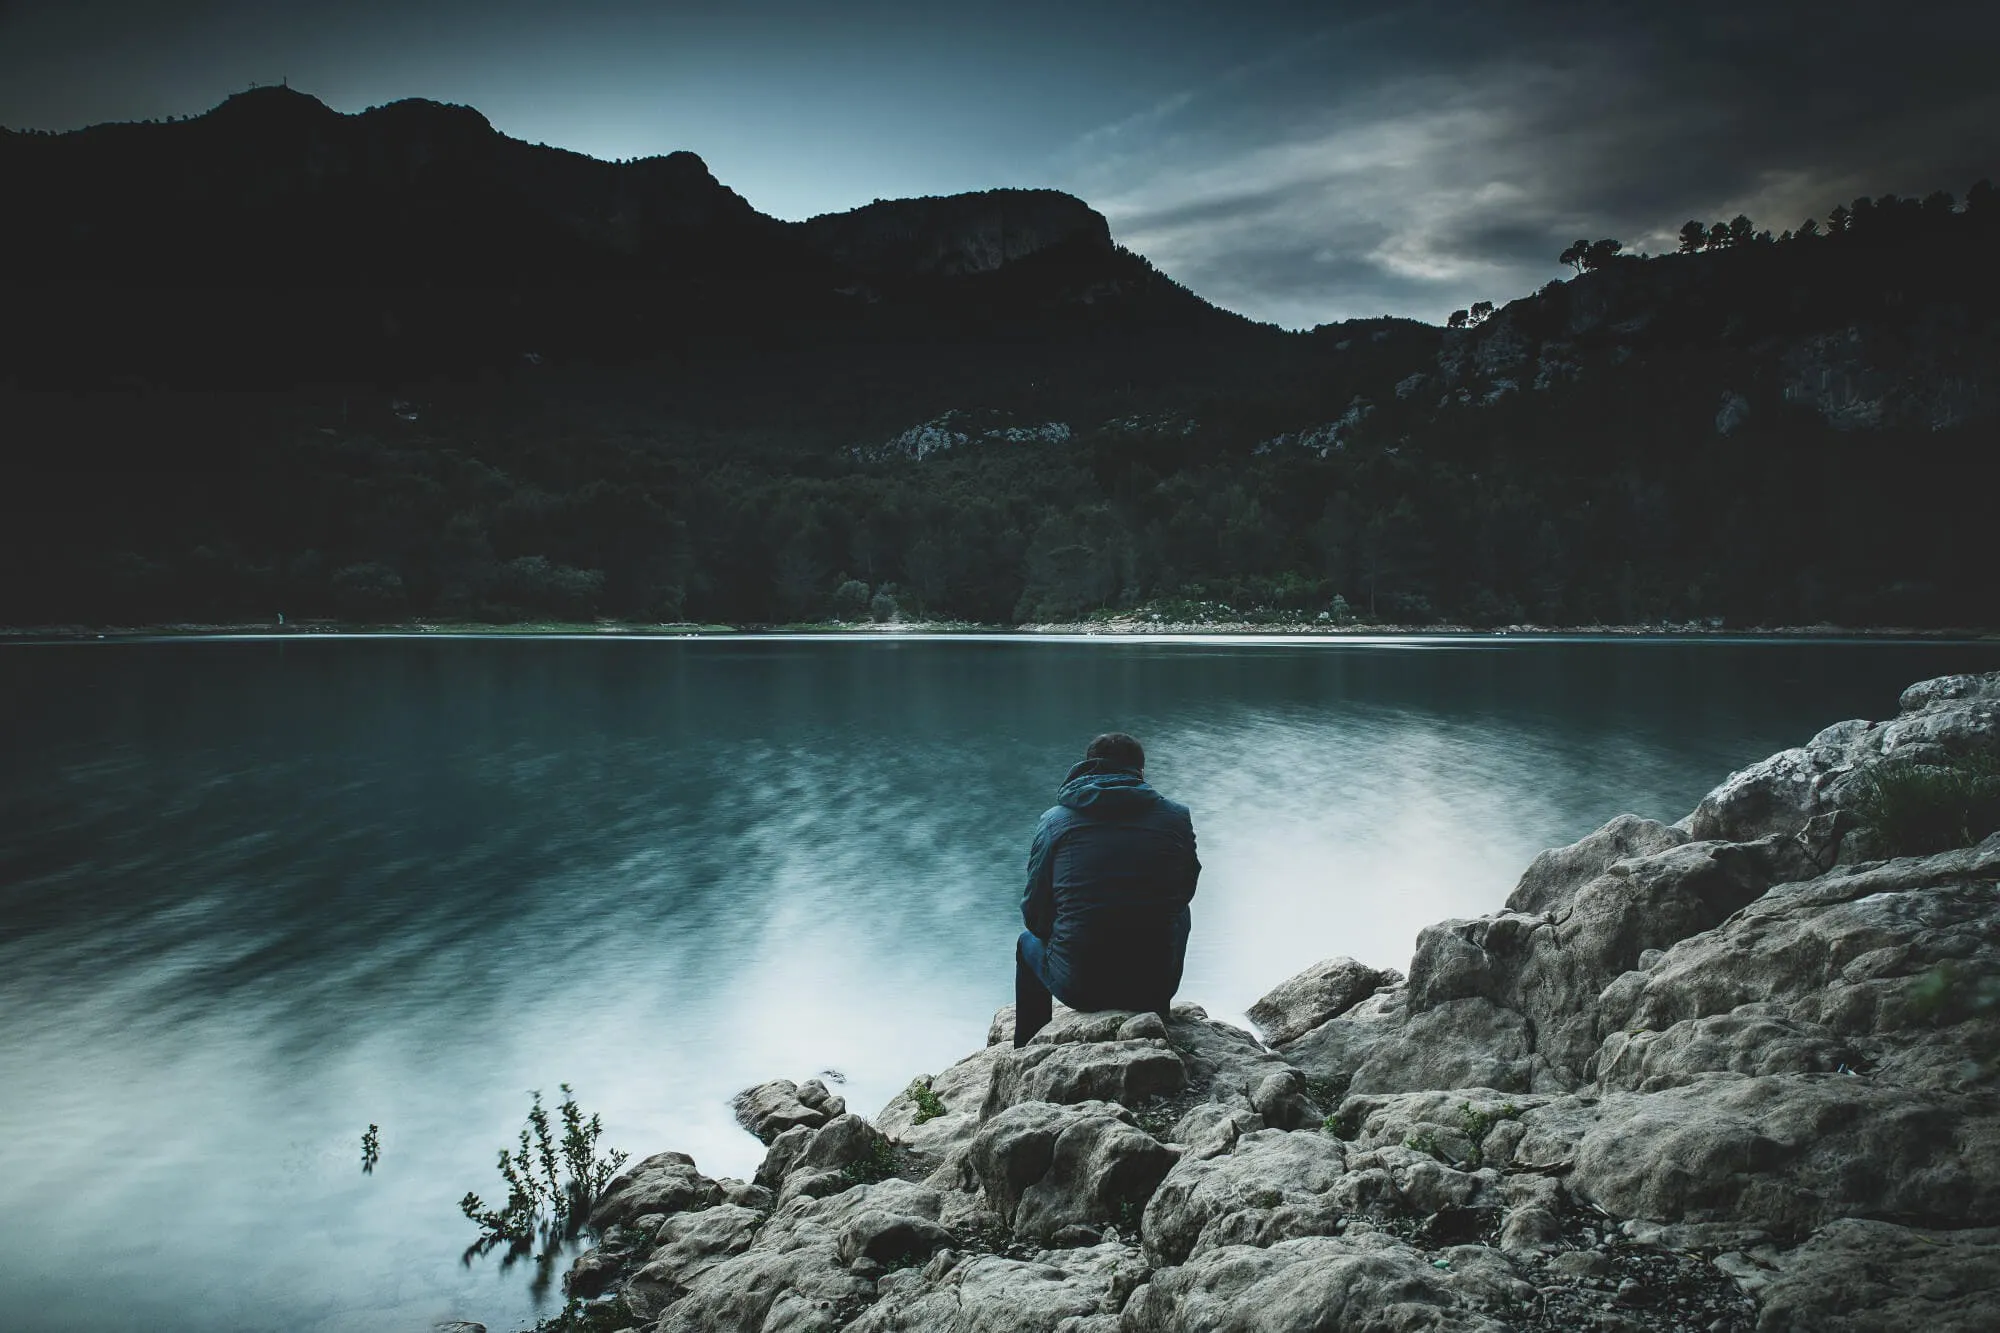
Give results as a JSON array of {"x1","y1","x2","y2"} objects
[{"x1": 539, "y1": 672, "x2": 2000, "y2": 1332}]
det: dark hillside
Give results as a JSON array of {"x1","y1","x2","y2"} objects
[{"x1": 1, "y1": 91, "x2": 1995, "y2": 629}]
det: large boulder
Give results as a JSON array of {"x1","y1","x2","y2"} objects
[
  {"x1": 1505, "y1": 813, "x2": 1688, "y2": 916},
  {"x1": 1344, "y1": 998, "x2": 1541, "y2": 1095},
  {"x1": 1278, "y1": 988, "x2": 1411, "y2": 1101},
  {"x1": 1120, "y1": 1233, "x2": 1527, "y2": 1333},
  {"x1": 1566, "y1": 1074, "x2": 2000, "y2": 1232},
  {"x1": 733, "y1": 1078, "x2": 836, "y2": 1144},
  {"x1": 588, "y1": 1151, "x2": 723, "y2": 1229},
  {"x1": 875, "y1": 1045, "x2": 1004, "y2": 1155},
  {"x1": 652, "y1": 1179, "x2": 936, "y2": 1333},
  {"x1": 1679, "y1": 672, "x2": 2000, "y2": 848},
  {"x1": 1247, "y1": 957, "x2": 1401, "y2": 1047},
  {"x1": 1141, "y1": 1127, "x2": 1351, "y2": 1266},
  {"x1": 965, "y1": 1099, "x2": 1179, "y2": 1242},
  {"x1": 1594, "y1": 834, "x2": 2000, "y2": 1092},
  {"x1": 1750, "y1": 1217, "x2": 2000, "y2": 1331},
  {"x1": 980, "y1": 1040, "x2": 1187, "y2": 1118},
  {"x1": 847, "y1": 1241, "x2": 1148, "y2": 1332},
  {"x1": 623, "y1": 1204, "x2": 766, "y2": 1319}
]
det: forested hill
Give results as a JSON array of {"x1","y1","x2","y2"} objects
[{"x1": 2, "y1": 90, "x2": 1997, "y2": 630}]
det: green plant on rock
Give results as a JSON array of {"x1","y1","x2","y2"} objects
[
  {"x1": 1850, "y1": 750, "x2": 2000, "y2": 856},
  {"x1": 840, "y1": 1136, "x2": 900, "y2": 1186},
  {"x1": 906, "y1": 1078, "x2": 948, "y2": 1125},
  {"x1": 459, "y1": 1083, "x2": 630, "y2": 1288},
  {"x1": 1457, "y1": 1100, "x2": 1522, "y2": 1168},
  {"x1": 1322, "y1": 1104, "x2": 1365, "y2": 1140}
]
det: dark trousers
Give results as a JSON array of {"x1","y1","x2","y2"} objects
[
  {"x1": 1014, "y1": 930, "x2": 1176, "y2": 1049},
  {"x1": 1014, "y1": 933, "x2": 1056, "y2": 1048}
]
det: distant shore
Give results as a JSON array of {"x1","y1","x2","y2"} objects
[{"x1": 4, "y1": 618, "x2": 1997, "y2": 643}]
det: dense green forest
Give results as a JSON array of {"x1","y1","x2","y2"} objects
[{"x1": 2, "y1": 92, "x2": 1996, "y2": 629}]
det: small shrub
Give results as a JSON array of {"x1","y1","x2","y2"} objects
[
  {"x1": 459, "y1": 1084, "x2": 630, "y2": 1287},
  {"x1": 360, "y1": 1123, "x2": 380, "y2": 1174},
  {"x1": 1850, "y1": 751, "x2": 2000, "y2": 856},
  {"x1": 840, "y1": 1137, "x2": 900, "y2": 1186},
  {"x1": 906, "y1": 1079, "x2": 947, "y2": 1126},
  {"x1": 1323, "y1": 1105, "x2": 1364, "y2": 1140}
]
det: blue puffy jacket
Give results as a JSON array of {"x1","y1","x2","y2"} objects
[{"x1": 1021, "y1": 758, "x2": 1200, "y2": 1010}]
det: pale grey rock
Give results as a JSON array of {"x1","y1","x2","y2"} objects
[
  {"x1": 1246, "y1": 1068, "x2": 1323, "y2": 1132},
  {"x1": 653, "y1": 1180, "x2": 937, "y2": 1331},
  {"x1": 1567, "y1": 1074, "x2": 2000, "y2": 1232},
  {"x1": 1160, "y1": 1003, "x2": 1297, "y2": 1101},
  {"x1": 433, "y1": 1324, "x2": 486, "y2": 1333},
  {"x1": 1347, "y1": 998, "x2": 1539, "y2": 1095},
  {"x1": 845, "y1": 1241, "x2": 1146, "y2": 1332},
  {"x1": 719, "y1": 1178, "x2": 775, "y2": 1211},
  {"x1": 1505, "y1": 814, "x2": 1689, "y2": 916},
  {"x1": 1497, "y1": 1173, "x2": 1564, "y2": 1255},
  {"x1": 734, "y1": 1078, "x2": 834, "y2": 1144},
  {"x1": 624, "y1": 1204, "x2": 765, "y2": 1318},
  {"x1": 1279, "y1": 987, "x2": 1409, "y2": 1101},
  {"x1": 1593, "y1": 1005, "x2": 1855, "y2": 1092},
  {"x1": 794, "y1": 1078, "x2": 847, "y2": 1120},
  {"x1": 966, "y1": 1100, "x2": 1178, "y2": 1242},
  {"x1": 1247, "y1": 957, "x2": 1400, "y2": 1048},
  {"x1": 1163, "y1": 1097, "x2": 1265, "y2": 1160},
  {"x1": 1117, "y1": 1012, "x2": 1168, "y2": 1041},
  {"x1": 980, "y1": 1040, "x2": 1186, "y2": 1118},
  {"x1": 755, "y1": 1124, "x2": 816, "y2": 1191},
  {"x1": 1330, "y1": 1090, "x2": 1547, "y2": 1163},
  {"x1": 1754, "y1": 1218, "x2": 2000, "y2": 1331},
  {"x1": 769, "y1": 1114, "x2": 896, "y2": 1207},
  {"x1": 1678, "y1": 671, "x2": 2000, "y2": 847},
  {"x1": 836, "y1": 1208, "x2": 954, "y2": 1266},
  {"x1": 1120, "y1": 1233, "x2": 1520, "y2": 1333},
  {"x1": 876, "y1": 1045, "x2": 1004, "y2": 1156},
  {"x1": 589, "y1": 1150, "x2": 723, "y2": 1229},
  {"x1": 1594, "y1": 835, "x2": 2000, "y2": 1093},
  {"x1": 1141, "y1": 1127, "x2": 1351, "y2": 1266}
]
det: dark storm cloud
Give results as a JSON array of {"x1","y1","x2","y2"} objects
[
  {"x1": 2, "y1": 1, "x2": 1995, "y2": 326},
  {"x1": 1057, "y1": 0, "x2": 2000, "y2": 325}
]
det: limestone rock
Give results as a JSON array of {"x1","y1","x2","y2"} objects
[
  {"x1": 966, "y1": 1099, "x2": 1179, "y2": 1242},
  {"x1": 1121, "y1": 1233, "x2": 1522, "y2": 1333},
  {"x1": 1141, "y1": 1128, "x2": 1351, "y2": 1266},
  {"x1": 1593, "y1": 1005, "x2": 1855, "y2": 1092},
  {"x1": 624, "y1": 1204, "x2": 765, "y2": 1319},
  {"x1": 1247, "y1": 1068, "x2": 1324, "y2": 1132},
  {"x1": 1347, "y1": 998, "x2": 1540, "y2": 1095},
  {"x1": 1594, "y1": 835, "x2": 2000, "y2": 1092},
  {"x1": 875, "y1": 1045, "x2": 1004, "y2": 1156},
  {"x1": 589, "y1": 1151, "x2": 723, "y2": 1230},
  {"x1": 1505, "y1": 814, "x2": 1689, "y2": 916},
  {"x1": 835, "y1": 1208, "x2": 953, "y2": 1266},
  {"x1": 733, "y1": 1078, "x2": 833, "y2": 1144},
  {"x1": 1279, "y1": 987, "x2": 1410, "y2": 1101},
  {"x1": 845, "y1": 1241, "x2": 1147, "y2": 1332},
  {"x1": 980, "y1": 1039, "x2": 1186, "y2": 1118},
  {"x1": 1753, "y1": 1217, "x2": 2000, "y2": 1331},
  {"x1": 1247, "y1": 956, "x2": 1401, "y2": 1047},
  {"x1": 1566, "y1": 1074, "x2": 2000, "y2": 1233}
]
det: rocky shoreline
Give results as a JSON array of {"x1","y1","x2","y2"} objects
[{"x1": 519, "y1": 673, "x2": 1998, "y2": 1332}]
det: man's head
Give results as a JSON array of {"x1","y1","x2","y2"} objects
[{"x1": 1085, "y1": 732, "x2": 1145, "y2": 775}]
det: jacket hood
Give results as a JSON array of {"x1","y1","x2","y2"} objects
[{"x1": 1057, "y1": 758, "x2": 1160, "y2": 816}]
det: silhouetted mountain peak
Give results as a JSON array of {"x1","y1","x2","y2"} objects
[{"x1": 796, "y1": 188, "x2": 1113, "y2": 279}]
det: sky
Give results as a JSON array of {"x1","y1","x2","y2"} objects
[{"x1": 2, "y1": 0, "x2": 1996, "y2": 328}]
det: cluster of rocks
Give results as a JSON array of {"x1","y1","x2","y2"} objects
[{"x1": 549, "y1": 672, "x2": 2000, "y2": 1332}]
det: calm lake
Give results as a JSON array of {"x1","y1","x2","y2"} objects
[{"x1": 3, "y1": 635, "x2": 1997, "y2": 1332}]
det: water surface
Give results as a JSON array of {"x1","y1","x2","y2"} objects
[{"x1": 2, "y1": 635, "x2": 1995, "y2": 1332}]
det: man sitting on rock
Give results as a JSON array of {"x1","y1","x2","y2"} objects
[{"x1": 1014, "y1": 732, "x2": 1201, "y2": 1047}]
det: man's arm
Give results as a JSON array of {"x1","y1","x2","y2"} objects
[{"x1": 1022, "y1": 815, "x2": 1058, "y2": 939}]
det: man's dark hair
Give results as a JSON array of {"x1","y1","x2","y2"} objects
[{"x1": 1085, "y1": 732, "x2": 1145, "y2": 773}]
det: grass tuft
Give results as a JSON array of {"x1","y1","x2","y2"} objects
[{"x1": 1850, "y1": 750, "x2": 2000, "y2": 857}]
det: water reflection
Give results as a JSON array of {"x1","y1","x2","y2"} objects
[{"x1": 1, "y1": 637, "x2": 1995, "y2": 1332}]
